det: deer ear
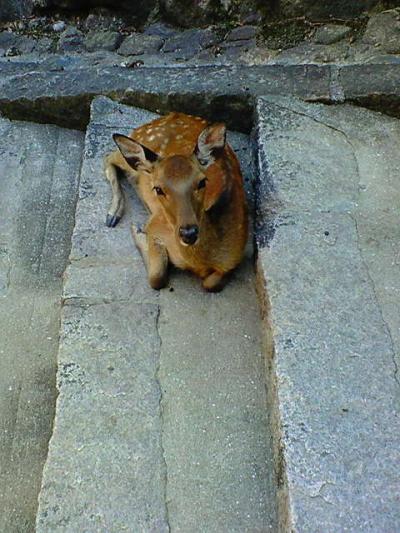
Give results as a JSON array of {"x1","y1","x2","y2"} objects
[
  {"x1": 113, "y1": 134, "x2": 158, "y2": 170},
  {"x1": 195, "y1": 123, "x2": 226, "y2": 167},
  {"x1": 203, "y1": 164, "x2": 232, "y2": 213}
]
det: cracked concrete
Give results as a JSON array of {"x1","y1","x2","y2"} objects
[
  {"x1": 0, "y1": 117, "x2": 84, "y2": 533},
  {"x1": 36, "y1": 96, "x2": 277, "y2": 531},
  {"x1": 255, "y1": 95, "x2": 400, "y2": 531},
  {"x1": 36, "y1": 98, "x2": 168, "y2": 532}
]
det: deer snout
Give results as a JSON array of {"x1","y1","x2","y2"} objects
[{"x1": 179, "y1": 225, "x2": 199, "y2": 246}]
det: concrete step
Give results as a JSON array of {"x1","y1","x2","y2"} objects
[
  {"x1": 254, "y1": 96, "x2": 400, "y2": 531},
  {"x1": 0, "y1": 118, "x2": 84, "y2": 532},
  {"x1": 36, "y1": 97, "x2": 277, "y2": 531}
]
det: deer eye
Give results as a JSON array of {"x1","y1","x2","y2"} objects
[
  {"x1": 197, "y1": 178, "x2": 207, "y2": 190},
  {"x1": 153, "y1": 186, "x2": 165, "y2": 196}
]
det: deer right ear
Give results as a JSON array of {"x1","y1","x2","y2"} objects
[
  {"x1": 195, "y1": 123, "x2": 226, "y2": 168},
  {"x1": 113, "y1": 134, "x2": 158, "y2": 171}
]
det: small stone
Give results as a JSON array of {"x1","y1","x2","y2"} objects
[
  {"x1": 1, "y1": 33, "x2": 36, "y2": 55},
  {"x1": 33, "y1": 37, "x2": 55, "y2": 54},
  {"x1": 163, "y1": 28, "x2": 219, "y2": 54},
  {"x1": 226, "y1": 25, "x2": 257, "y2": 42},
  {"x1": 362, "y1": 8, "x2": 400, "y2": 54},
  {"x1": 57, "y1": 27, "x2": 84, "y2": 53},
  {"x1": 0, "y1": 30, "x2": 17, "y2": 50},
  {"x1": 121, "y1": 58, "x2": 144, "y2": 68},
  {"x1": 313, "y1": 24, "x2": 351, "y2": 45},
  {"x1": 84, "y1": 30, "x2": 122, "y2": 52},
  {"x1": 241, "y1": 11, "x2": 262, "y2": 25},
  {"x1": 5, "y1": 46, "x2": 19, "y2": 57},
  {"x1": 118, "y1": 34, "x2": 163, "y2": 56},
  {"x1": 52, "y1": 21, "x2": 66, "y2": 33},
  {"x1": 221, "y1": 37, "x2": 256, "y2": 49},
  {"x1": 239, "y1": 46, "x2": 278, "y2": 65},
  {"x1": 83, "y1": 13, "x2": 124, "y2": 32},
  {"x1": 144, "y1": 22, "x2": 178, "y2": 39},
  {"x1": 27, "y1": 17, "x2": 47, "y2": 31}
]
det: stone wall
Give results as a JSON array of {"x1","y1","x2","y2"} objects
[
  {"x1": 279, "y1": 0, "x2": 386, "y2": 20},
  {"x1": 1, "y1": 0, "x2": 400, "y2": 26}
]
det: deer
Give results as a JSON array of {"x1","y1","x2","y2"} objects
[{"x1": 104, "y1": 112, "x2": 248, "y2": 292}]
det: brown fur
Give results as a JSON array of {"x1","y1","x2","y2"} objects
[{"x1": 104, "y1": 112, "x2": 248, "y2": 292}]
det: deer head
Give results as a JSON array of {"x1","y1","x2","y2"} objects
[{"x1": 113, "y1": 121, "x2": 228, "y2": 246}]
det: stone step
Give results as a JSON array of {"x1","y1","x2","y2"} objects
[
  {"x1": 254, "y1": 96, "x2": 400, "y2": 531},
  {"x1": 0, "y1": 118, "x2": 84, "y2": 533},
  {"x1": 2, "y1": 57, "x2": 400, "y2": 133},
  {"x1": 36, "y1": 97, "x2": 277, "y2": 531}
]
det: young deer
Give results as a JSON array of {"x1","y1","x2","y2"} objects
[{"x1": 104, "y1": 112, "x2": 248, "y2": 292}]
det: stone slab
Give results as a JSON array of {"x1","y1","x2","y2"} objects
[
  {"x1": 254, "y1": 95, "x2": 400, "y2": 531},
  {"x1": 0, "y1": 60, "x2": 331, "y2": 131},
  {"x1": 37, "y1": 96, "x2": 278, "y2": 531},
  {"x1": 158, "y1": 128, "x2": 276, "y2": 532},
  {"x1": 36, "y1": 97, "x2": 168, "y2": 532},
  {"x1": 1, "y1": 60, "x2": 400, "y2": 132},
  {"x1": 0, "y1": 118, "x2": 84, "y2": 533}
]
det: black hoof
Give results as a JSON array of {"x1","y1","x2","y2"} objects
[
  {"x1": 135, "y1": 224, "x2": 145, "y2": 234},
  {"x1": 106, "y1": 214, "x2": 121, "y2": 228}
]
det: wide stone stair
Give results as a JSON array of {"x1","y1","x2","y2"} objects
[{"x1": 0, "y1": 94, "x2": 399, "y2": 532}]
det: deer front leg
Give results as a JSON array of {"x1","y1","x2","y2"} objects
[
  {"x1": 131, "y1": 223, "x2": 169, "y2": 290},
  {"x1": 202, "y1": 271, "x2": 228, "y2": 292},
  {"x1": 104, "y1": 151, "x2": 128, "y2": 227}
]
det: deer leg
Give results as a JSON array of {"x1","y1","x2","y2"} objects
[
  {"x1": 104, "y1": 152, "x2": 127, "y2": 227},
  {"x1": 131, "y1": 222, "x2": 169, "y2": 290},
  {"x1": 202, "y1": 271, "x2": 228, "y2": 293}
]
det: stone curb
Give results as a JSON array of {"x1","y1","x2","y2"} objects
[
  {"x1": 1, "y1": 61, "x2": 400, "y2": 132},
  {"x1": 254, "y1": 95, "x2": 400, "y2": 532}
]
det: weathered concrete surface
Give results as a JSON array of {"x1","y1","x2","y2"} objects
[
  {"x1": 158, "y1": 131, "x2": 277, "y2": 532},
  {"x1": 0, "y1": 60, "x2": 331, "y2": 132},
  {"x1": 255, "y1": 96, "x2": 400, "y2": 531},
  {"x1": 0, "y1": 118, "x2": 84, "y2": 532},
  {"x1": 36, "y1": 96, "x2": 277, "y2": 531},
  {"x1": 2, "y1": 59, "x2": 400, "y2": 132},
  {"x1": 36, "y1": 98, "x2": 168, "y2": 532}
]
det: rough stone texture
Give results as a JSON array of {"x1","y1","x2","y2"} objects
[
  {"x1": 2, "y1": 58, "x2": 400, "y2": 131},
  {"x1": 313, "y1": 24, "x2": 351, "y2": 45},
  {"x1": 157, "y1": 127, "x2": 276, "y2": 533},
  {"x1": 362, "y1": 8, "x2": 400, "y2": 54},
  {"x1": 118, "y1": 33, "x2": 163, "y2": 56},
  {"x1": 84, "y1": 30, "x2": 122, "y2": 52},
  {"x1": 143, "y1": 22, "x2": 178, "y2": 39},
  {"x1": 57, "y1": 26, "x2": 84, "y2": 53},
  {"x1": 37, "y1": 96, "x2": 277, "y2": 531},
  {"x1": 160, "y1": 0, "x2": 269, "y2": 28},
  {"x1": 0, "y1": 30, "x2": 36, "y2": 54},
  {"x1": 51, "y1": 0, "x2": 157, "y2": 19},
  {"x1": 226, "y1": 25, "x2": 257, "y2": 41},
  {"x1": 0, "y1": 0, "x2": 33, "y2": 21},
  {"x1": 239, "y1": 46, "x2": 279, "y2": 65},
  {"x1": 83, "y1": 13, "x2": 124, "y2": 32},
  {"x1": 36, "y1": 97, "x2": 168, "y2": 532},
  {"x1": 255, "y1": 95, "x2": 400, "y2": 532},
  {"x1": 162, "y1": 28, "x2": 219, "y2": 54},
  {"x1": 0, "y1": 118, "x2": 84, "y2": 533},
  {"x1": 0, "y1": 61, "x2": 332, "y2": 131},
  {"x1": 160, "y1": 0, "x2": 220, "y2": 28},
  {"x1": 275, "y1": 41, "x2": 351, "y2": 64},
  {"x1": 280, "y1": 0, "x2": 381, "y2": 20}
]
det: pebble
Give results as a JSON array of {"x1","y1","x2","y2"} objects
[{"x1": 53, "y1": 21, "x2": 66, "y2": 33}]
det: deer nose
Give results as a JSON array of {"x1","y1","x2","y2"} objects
[{"x1": 179, "y1": 225, "x2": 199, "y2": 245}]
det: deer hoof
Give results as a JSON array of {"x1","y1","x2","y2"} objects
[{"x1": 106, "y1": 214, "x2": 121, "y2": 228}]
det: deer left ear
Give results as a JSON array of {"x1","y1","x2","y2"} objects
[
  {"x1": 195, "y1": 123, "x2": 226, "y2": 167},
  {"x1": 113, "y1": 133, "x2": 158, "y2": 171}
]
